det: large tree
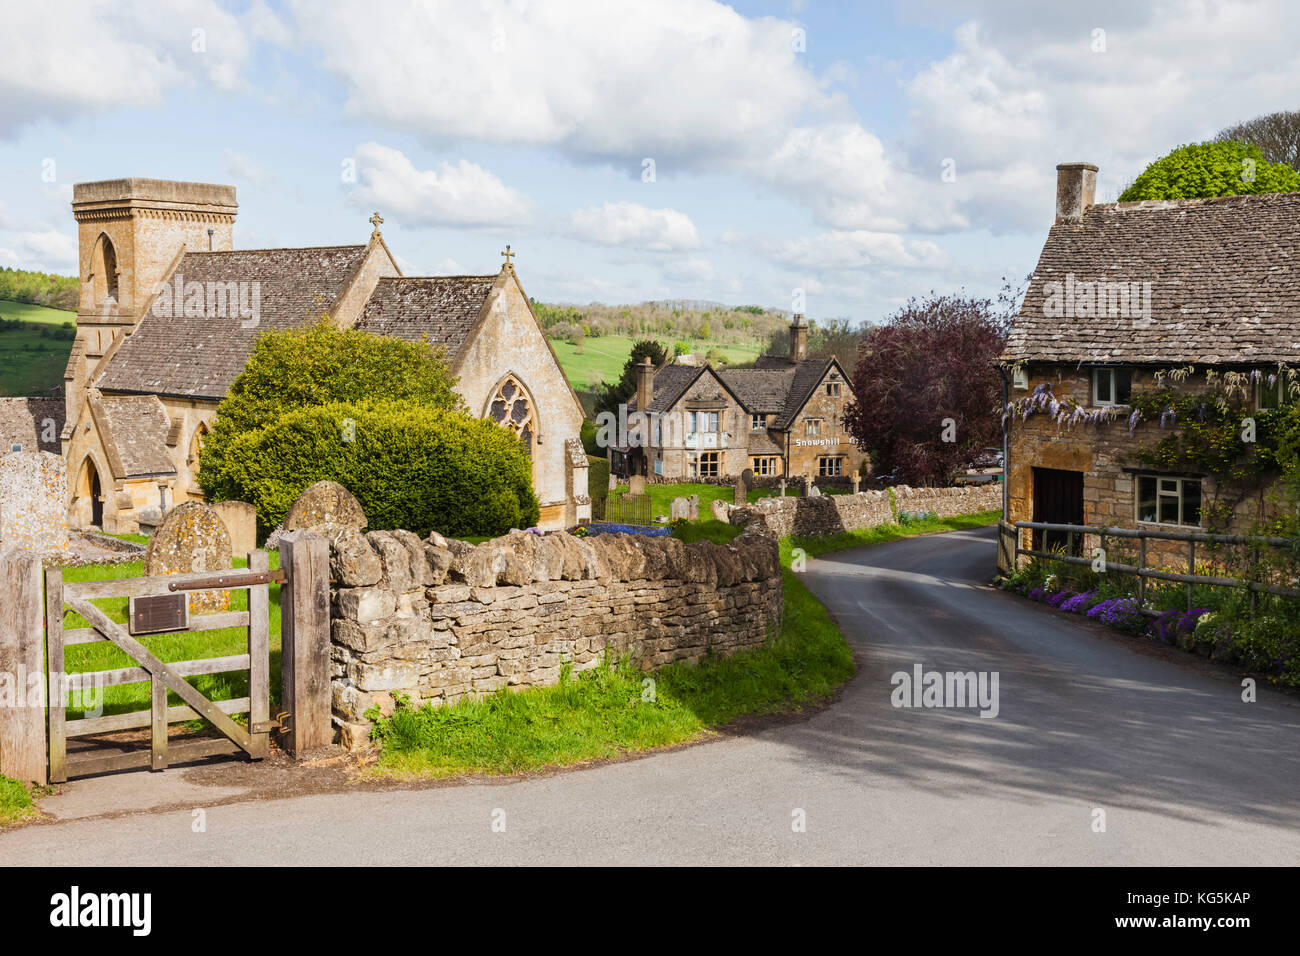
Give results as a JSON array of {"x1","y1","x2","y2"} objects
[
  {"x1": 1119, "y1": 141, "x2": 1300, "y2": 202},
  {"x1": 594, "y1": 338, "x2": 669, "y2": 415},
  {"x1": 1216, "y1": 110, "x2": 1300, "y2": 169},
  {"x1": 844, "y1": 293, "x2": 1009, "y2": 487}
]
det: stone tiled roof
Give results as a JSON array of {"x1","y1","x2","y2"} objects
[
  {"x1": 629, "y1": 364, "x2": 702, "y2": 414},
  {"x1": 0, "y1": 398, "x2": 64, "y2": 454},
  {"x1": 718, "y1": 368, "x2": 796, "y2": 414},
  {"x1": 775, "y1": 359, "x2": 835, "y2": 429},
  {"x1": 96, "y1": 395, "x2": 175, "y2": 477},
  {"x1": 97, "y1": 245, "x2": 369, "y2": 399},
  {"x1": 747, "y1": 430, "x2": 783, "y2": 455},
  {"x1": 355, "y1": 276, "x2": 496, "y2": 360},
  {"x1": 1004, "y1": 192, "x2": 1300, "y2": 365}
]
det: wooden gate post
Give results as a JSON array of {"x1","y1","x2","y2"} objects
[
  {"x1": 279, "y1": 532, "x2": 331, "y2": 755},
  {"x1": 0, "y1": 551, "x2": 47, "y2": 784}
]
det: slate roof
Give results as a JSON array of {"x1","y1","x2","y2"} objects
[
  {"x1": 95, "y1": 395, "x2": 175, "y2": 477},
  {"x1": 718, "y1": 368, "x2": 796, "y2": 414},
  {"x1": 97, "y1": 245, "x2": 369, "y2": 400},
  {"x1": 775, "y1": 359, "x2": 836, "y2": 429},
  {"x1": 355, "y1": 276, "x2": 496, "y2": 360},
  {"x1": 0, "y1": 398, "x2": 64, "y2": 454},
  {"x1": 1004, "y1": 192, "x2": 1300, "y2": 365},
  {"x1": 747, "y1": 430, "x2": 783, "y2": 455}
]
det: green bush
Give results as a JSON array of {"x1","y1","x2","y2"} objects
[
  {"x1": 209, "y1": 401, "x2": 538, "y2": 538},
  {"x1": 587, "y1": 455, "x2": 610, "y2": 500},
  {"x1": 1119, "y1": 141, "x2": 1300, "y2": 202}
]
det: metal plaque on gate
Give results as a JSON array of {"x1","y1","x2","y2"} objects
[{"x1": 129, "y1": 593, "x2": 190, "y2": 634}]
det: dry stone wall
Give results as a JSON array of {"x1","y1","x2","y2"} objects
[
  {"x1": 0, "y1": 451, "x2": 69, "y2": 558},
  {"x1": 328, "y1": 526, "x2": 782, "y2": 743},
  {"x1": 730, "y1": 483, "x2": 1001, "y2": 538}
]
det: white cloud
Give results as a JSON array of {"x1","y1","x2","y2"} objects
[
  {"x1": 223, "y1": 149, "x2": 277, "y2": 188},
  {"x1": 661, "y1": 257, "x2": 716, "y2": 283},
  {"x1": 347, "y1": 143, "x2": 533, "y2": 228},
  {"x1": 566, "y1": 201, "x2": 700, "y2": 252},
  {"x1": 752, "y1": 229, "x2": 950, "y2": 272},
  {"x1": 0, "y1": 0, "x2": 268, "y2": 138},
  {"x1": 0, "y1": 229, "x2": 78, "y2": 273}
]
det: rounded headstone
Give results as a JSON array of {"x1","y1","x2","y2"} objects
[
  {"x1": 143, "y1": 500, "x2": 233, "y2": 613},
  {"x1": 283, "y1": 480, "x2": 367, "y2": 532},
  {"x1": 212, "y1": 500, "x2": 258, "y2": 557},
  {"x1": 710, "y1": 498, "x2": 730, "y2": 522}
]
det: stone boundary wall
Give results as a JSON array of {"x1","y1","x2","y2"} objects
[
  {"x1": 328, "y1": 527, "x2": 783, "y2": 745},
  {"x1": 730, "y1": 483, "x2": 1002, "y2": 538},
  {"x1": 0, "y1": 451, "x2": 69, "y2": 557}
]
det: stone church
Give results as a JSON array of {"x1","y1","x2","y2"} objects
[{"x1": 62, "y1": 177, "x2": 589, "y2": 533}]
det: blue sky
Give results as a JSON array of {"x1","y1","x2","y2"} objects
[{"x1": 1, "y1": 0, "x2": 1297, "y2": 324}]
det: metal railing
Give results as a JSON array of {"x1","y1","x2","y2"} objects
[
  {"x1": 590, "y1": 493, "x2": 654, "y2": 527},
  {"x1": 1002, "y1": 519, "x2": 1300, "y2": 609}
]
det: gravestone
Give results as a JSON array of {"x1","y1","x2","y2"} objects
[
  {"x1": 669, "y1": 496, "x2": 692, "y2": 521},
  {"x1": 710, "y1": 498, "x2": 730, "y2": 522},
  {"x1": 778, "y1": 478, "x2": 786, "y2": 497},
  {"x1": 213, "y1": 500, "x2": 257, "y2": 556},
  {"x1": 628, "y1": 474, "x2": 646, "y2": 497},
  {"x1": 136, "y1": 507, "x2": 163, "y2": 537},
  {"x1": 608, "y1": 472, "x2": 618, "y2": 492},
  {"x1": 734, "y1": 468, "x2": 752, "y2": 507},
  {"x1": 851, "y1": 473, "x2": 861, "y2": 494},
  {"x1": 688, "y1": 494, "x2": 700, "y2": 520},
  {"x1": 143, "y1": 500, "x2": 233, "y2": 613},
  {"x1": 283, "y1": 480, "x2": 367, "y2": 533},
  {"x1": 806, "y1": 482, "x2": 820, "y2": 497}
]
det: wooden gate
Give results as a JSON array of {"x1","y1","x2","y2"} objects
[{"x1": 44, "y1": 551, "x2": 283, "y2": 783}]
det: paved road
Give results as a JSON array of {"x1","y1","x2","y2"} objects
[{"x1": 5, "y1": 525, "x2": 1299, "y2": 865}]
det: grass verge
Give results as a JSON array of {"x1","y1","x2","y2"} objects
[{"x1": 0, "y1": 775, "x2": 45, "y2": 828}]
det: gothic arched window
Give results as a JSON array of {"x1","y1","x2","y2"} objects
[
  {"x1": 90, "y1": 233, "x2": 119, "y2": 305},
  {"x1": 488, "y1": 375, "x2": 536, "y2": 456}
]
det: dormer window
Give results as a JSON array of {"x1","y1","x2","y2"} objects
[
  {"x1": 751, "y1": 413, "x2": 765, "y2": 430},
  {"x1": 1092, "y1": 367, "x2": 1132, "y2": 407}
]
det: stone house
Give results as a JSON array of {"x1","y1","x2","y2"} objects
[
  {"x1": 1002, "y1": 161, "x2": 1299, "y2": 558},
  {"x1": 618, "y1": 315, "x2": 866, "y2": 481},
  {"x1": 61, "y1": 178, "x2": 588, "y2": 533}
]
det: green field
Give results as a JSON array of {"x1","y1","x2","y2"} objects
[
  {"x1": 548, "y1": 334, "x2": 762, "y2": 392},
  {"x1": 0, "y1": 301, "x2": 77, "y2": 396}
]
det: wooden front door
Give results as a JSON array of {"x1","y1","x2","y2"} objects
[{"x1": 1031, "y1": 467, "x2": 1084, "y2": 555}]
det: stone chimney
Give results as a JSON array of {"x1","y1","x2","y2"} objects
[
  {"x1": 1055, "y1": 162, "x2": 1098, "y2": 223},
  {"x1": 636, "y1": 356, "x2": 654, "y2": 411},
  {"x1": 789, "y1": 314, "x2": 808, "y2": 362}
]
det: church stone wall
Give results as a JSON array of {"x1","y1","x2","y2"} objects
[
  {"x1": 450, "y1": 273, "x2": 586, "y2": 529},
  {"x1": 328, "y1": 527, "x2": 783, "y2": 745}
]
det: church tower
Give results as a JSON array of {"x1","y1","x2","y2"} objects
[{"x1": 65, "y1": 179, "x2": 237, "y2": 435}]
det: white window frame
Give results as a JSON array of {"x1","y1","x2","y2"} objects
[
  {"x1": 818, "y1": 456, "x2": 844, "y2": 477},
  {"x1": 751, "y1": 413, "x2": 765, "y2": 431},
  {"x1": 806, "y1": 418, "x2": 823, "y2": 437},
  {"x1": 1092, "y1": 367, "x2": 1132, "y2": 407},
  {"x1": 1135, "y1": 474, "x2": 1202, "y2": 528},
  {"x1": 752, "y1": 456, "x2": 777, "y2": 476},
  {"x1": 826, "y1": 382, "x2": 841, "y2": 398},
  {"x1": 1256, "y1": 376, "x2": 1291, "y2": 411}
]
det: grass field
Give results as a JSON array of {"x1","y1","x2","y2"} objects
[
  {"x1": 0, "y1": 300, "x2": 77, "y2": 396},
  {"x1": 548, "y1": 333, "x2": 762, "y2": 392}
]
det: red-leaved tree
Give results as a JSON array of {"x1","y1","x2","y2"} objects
[{"x1": 844, "y1": 292, "x2": 1011, "y2": 487}]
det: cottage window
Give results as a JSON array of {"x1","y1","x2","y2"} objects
[
  {"x1": 691, "y1": 451, "x2": 720, "y2": 478},
  {"x1": 806, "y1": 418, "x2": 823, "y2": 437},
  {"x1": 818, "y1": 456, "x2": 844, "y2": 477},
  {"x1": 691, "y1": 411, "x2": 719, "y2": 433},
  {"x1": 1092, "y1": 368, "x2": 1132, "y2": 406},
  {"x1": 826, "y1": 382, "x2": 841, "y2": 397},
  {"x1": 751, "y1": 413, "x2": 765, "y2": 430},
  {"x1": 1136, "y1": 475, "x2": 1201, "y2": 527},
  {"x1": 752, "y1": 456, "x2": 778, "y2": 476},
  {"x1": 1256, "y1": 376, "x2": 1293, "y2": 410}
]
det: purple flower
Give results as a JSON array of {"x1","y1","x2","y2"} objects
[{"x1": 1060, "y1": 590, "x2": 1096, "y2": 613}]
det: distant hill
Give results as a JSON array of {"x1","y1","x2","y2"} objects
[
  {"x1": 0, "y1": 268, "x2": 78, "y2": 312},
  {"x1": 531, "y1": 298, "x2": 789, "y2": 351}
]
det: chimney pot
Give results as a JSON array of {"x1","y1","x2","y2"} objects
[
  {"x1": 790, "y1": 314, "x2": 808, "y2": 362},
  {"x1": 1055, "y1": 162, "x2": 1098, "y2": 223}
]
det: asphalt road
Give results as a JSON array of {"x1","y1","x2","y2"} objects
[{"x1": 5, "y1": 525, "x2": 1299, "y2": 865}]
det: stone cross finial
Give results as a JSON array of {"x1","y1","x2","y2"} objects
[
  {"x1": 368, "y1": 212, "x2": 384, "y2": 232},
  {"x1": 502, "y1": 244, "x2": 515, "y2": 268}
]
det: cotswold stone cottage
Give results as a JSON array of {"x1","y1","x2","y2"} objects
[
  {"x1": 616, "y1": 315, "x2": 866, "y2": 481},
  {"x1": 1002, "y1": 162, "x2": 1298, "y2": 554},
  {"x1": 62, "y1": 178, "x2": 588, "y2": 533}
]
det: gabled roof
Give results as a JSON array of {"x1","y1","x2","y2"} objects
[
  {"x1": 93, "y1": 394, "x2": 175, "y2": 477},
  {"x1": 629, "y1": 363, "x2": 703, "y2": 414},
  {"x1": 1004, "y1": 191, "x2": 1300, "y2": 365},
  {"x1": 97, "y1": 245, "x2": 370, "y2": 400},
  {"x1": 355, "y1": 275, "x2": 496, "y2": 361},
  {"x1": 774, "y1": 358, "x2": 840, "y2": 429}
]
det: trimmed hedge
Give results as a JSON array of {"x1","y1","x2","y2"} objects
[
  {"x1": 211, "y1": 401, "x2": 539, "y2": 538},
  {"x1": 587, "y1": 455, "x2": 610, "y2": 501}
]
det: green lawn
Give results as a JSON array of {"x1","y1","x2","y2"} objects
[
  {"x1": 548, "y1": 333, "x2": 762, "y2": 392},
  {"x1": 0, "y1": 775, "x2": 43, "y2": 827},
  {"x1": 0, "y1": 305, "x2": 77, "y2": 396},
  {"x1": 60, "y1": 552, "x2": 282, "y2": 721}
]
